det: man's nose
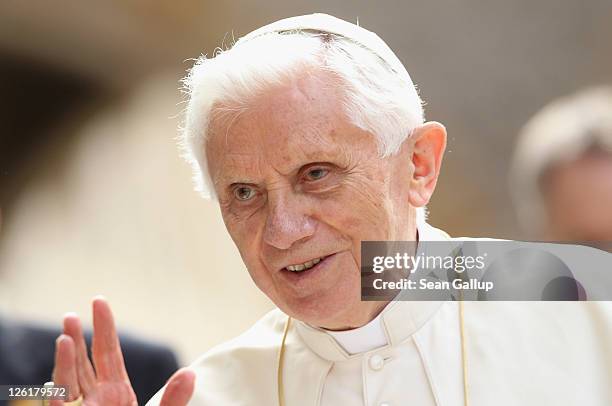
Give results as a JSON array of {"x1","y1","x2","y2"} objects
[{"x1": 263, "y1": 192, "x2": 316, "y2": 250}]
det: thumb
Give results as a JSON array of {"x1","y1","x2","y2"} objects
[{"x1": 159, "y1": 368, "x2": 196, "y2": 406}]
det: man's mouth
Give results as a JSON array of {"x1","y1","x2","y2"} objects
[{"x1": 285, "y1": 256, "x2": 327, "y2": 272}]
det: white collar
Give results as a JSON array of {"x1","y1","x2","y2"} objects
[{"x1": 325, "y1": 309, "x2": 387, "y2": 355}]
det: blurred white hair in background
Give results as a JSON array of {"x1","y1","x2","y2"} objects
[{"x1": 510, "y1": 85, "x2": 612, "y2": 235}]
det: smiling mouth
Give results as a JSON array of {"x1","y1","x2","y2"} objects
[{"x1": 284, "y1": 255, "x2": 330, "y2": 273}]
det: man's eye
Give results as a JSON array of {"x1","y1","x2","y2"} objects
[
  {"x1": 234, "y1": 186, "x2": 256, "y2": 201},
  {"x1": 306, "y1": 168, "x2": 329, "y2": 181}
]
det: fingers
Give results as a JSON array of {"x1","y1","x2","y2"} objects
[
  {"x1": 63, "y1": 313, "x2": 97, "y2": 395},
  {"x1": 159, "y1": 368, "x2": 196, "y2": 406},
  {"x1": 91, "y1": 296, "x2": 130, "y2": 382},
  {"x1": 52, "y1": 335, "x2": 80, "y2": 401}
]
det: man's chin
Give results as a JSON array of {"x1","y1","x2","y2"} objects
[{"x1": 280, "y1": 295, "x2": 365, "y2": 329}]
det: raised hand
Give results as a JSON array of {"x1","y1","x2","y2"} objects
[{"x1": 50, "y1": 297, "x2": 195, "y2": 406}]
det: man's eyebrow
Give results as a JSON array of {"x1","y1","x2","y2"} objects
[
  {"x1": 215, "y1": 175, "x2": 256, "y2": 189},
  {"x1": 213, "y1": 143, "x2": 352, "y2": 187},
  {"x1": 212, "y1": 155, "x2": 259, "y2": 187}
]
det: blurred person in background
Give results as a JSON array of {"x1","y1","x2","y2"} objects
[
  {"x1": 48, "y1": 14, "x2": 612, "y2": 406},
  {"x1": 511, "y1": 86, "x2": 612, "y2": 243},
  {"x1": 0, "y1": 209, "x2": 180, "y2": 406}
]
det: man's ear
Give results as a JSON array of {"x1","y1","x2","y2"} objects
[{"x1": 408, "y1": 122, "x2": 447, "y2": 207}]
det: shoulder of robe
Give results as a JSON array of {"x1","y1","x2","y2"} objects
[
  {"x1": 190, "y1": 306, "x2": 287, "y2": 370},
  {"x1": 145, "y1": 308, "x2": 287, "y2": 406}
]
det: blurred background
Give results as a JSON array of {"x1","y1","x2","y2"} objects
[{"x1": 1, "y1": 0, "x2": 611, "y2": 364}]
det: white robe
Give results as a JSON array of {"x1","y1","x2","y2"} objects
[{"x1": 146, "y1": 223, "x2": 612, "y2": 406}]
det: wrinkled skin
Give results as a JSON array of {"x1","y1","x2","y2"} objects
[
  {"x1": 206, "y1": 68, "x2": 446, "y2": 330},
  {"x1": 50, "y1": 67, "x2": 446, "y2": 405}
]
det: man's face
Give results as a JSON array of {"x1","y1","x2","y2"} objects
[
  {"x1": 543, "y1": 149, "x2": 612, "y2": 242},
  {"x1": 206, "y1": 70, "x2": 419, "y2": 329}
]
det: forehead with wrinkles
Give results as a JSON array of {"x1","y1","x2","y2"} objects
[{"x1": 205, "y1": 69, "x2": 378, "y2": 187}]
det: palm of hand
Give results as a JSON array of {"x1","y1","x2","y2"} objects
[{"x1": 51, "y1": 297, "x2": 195, "y2": 406}]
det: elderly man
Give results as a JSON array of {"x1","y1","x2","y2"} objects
[
  {"x1": 49, "y1": 14, "x2": 612, "y2": 406},
  {"x1": 511, "y1": 86, "x2": 612, "y2": 244}
]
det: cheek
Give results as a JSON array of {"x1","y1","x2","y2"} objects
[
  {"x1": 227, "y1": 220, "x2": 280, "y2": 298},
  {"x1": 315, "y1": 184, "x2": 392, "y2": 242},
  {"x1": 223, "y1": 212, "x2": 265, "y2": 267},
  {"x1": 224, "y1": 213, "x2": 276, "y2": 292}
]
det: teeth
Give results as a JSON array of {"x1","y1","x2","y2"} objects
[{"x1": 286, "y1": 257, "x2": 324, "y2": 272}]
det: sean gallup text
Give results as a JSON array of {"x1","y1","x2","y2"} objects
[{"x1": 372, "y1": 277, "x2": 494, "y2": 292}]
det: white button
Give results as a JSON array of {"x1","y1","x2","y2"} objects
[
  {"x1": 380, "y1": 403, "x2": 391, "y2": 406},
  {"x1": 369, "y1": 354, "x2": 384, "y2": 371}
]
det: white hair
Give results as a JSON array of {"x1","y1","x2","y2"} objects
[
  {"x1": 179, "y1": 30, "x2": 428, "y2": 222},
  {"x1": 510, "y1": 85, "x2": 612, "y2": 234}
]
